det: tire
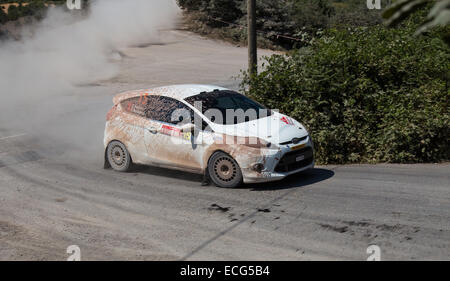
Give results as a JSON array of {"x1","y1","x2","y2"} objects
[
  {"x1": 208, "y1": 152, "x2": 243, "y2": 188},
  {"x1": 106, "y1": 141, "x2": 132, "y2": 172}
]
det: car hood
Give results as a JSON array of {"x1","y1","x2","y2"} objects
[{"x1": 210, "y1": 111, "x2": 308, "y2": 144}]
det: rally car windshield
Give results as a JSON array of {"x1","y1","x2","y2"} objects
[{"x1": 185, "y1": 90, "x2": 272, "y2": 124}]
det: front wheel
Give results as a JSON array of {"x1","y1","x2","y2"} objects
[
  {"x1": 106, "y1": 141, "x2": 132, "y2": 172},
  {"x1": 208, "y1": 152, "x2": 243, "y2": 188}
]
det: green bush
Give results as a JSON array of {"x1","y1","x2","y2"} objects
[{"x1": 241, "y1": 24, "x2": 449, "y2": 164}]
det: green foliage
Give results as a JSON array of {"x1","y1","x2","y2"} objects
[
  {"x1": 177, "y1": 0, "x2": 204, "y2": 11},
  {"x1": 331, "y1": 0, "x2": 384, "y2": 27},
  {"x1": 383, "y1": 0, "x2": 450, "y2": 46},
  {"x1": 293, "y1": 0, "x2": 336, "y2": 30},
  {"x1": 254, "y1": 0, "x2": 294, "y2": 34},
  {"x1": 0, "y1": 1, "x2": 72, "y2": 24},
  {"x1": 241, "y1": 24, "x2": 450, "y2": 164},
  {"x1": 205, "y1": 0, "x2": 243, "y2": 27},
  {"x1": 179, "y1": 0, "x2": 381, "y2": 49},
  {"x1": 178, "y1": 0, "x2": 243, "y2": 27}
]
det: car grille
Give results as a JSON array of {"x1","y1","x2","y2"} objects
[
  {"x1": 275, "y1": 147, "x2": 313, "y2": 173},
  {"x1": 279, "y1": 136, "x2": 308, "y2": 145}
]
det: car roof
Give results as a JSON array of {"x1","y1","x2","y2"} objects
[{"x1": 113, "y1": 84, "x2": 229, "y2": 105}]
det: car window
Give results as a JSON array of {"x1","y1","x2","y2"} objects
[
  {"x1": 121, "y1": 97, "x2": 146, "y2": 117},
  {"x1": 143, "y1": 96, "x2": 192, "y2": 125},
  {"x1": 122, "y1": 95, "x2": 212, "y2": 131},
  {"x1": 184, "y1": 90, "x2": 272, "y2": 125}
]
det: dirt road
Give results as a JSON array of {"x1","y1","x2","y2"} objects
[{"x1": 0, "y1": 30, "x2": 449, "y2": 260}]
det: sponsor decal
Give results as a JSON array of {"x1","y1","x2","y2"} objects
[
  {"x1": 183, "y1": 132, "x2": 192, "y2": 141},
  {"x1": 281, "y1": 116, "x2": 294, "y2": 125},
  {"x1": 160, "y1": 125, "x2": 181, "y2": 137}
]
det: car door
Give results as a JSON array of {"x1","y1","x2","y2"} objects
[{"x1": 143, "y1": 96, "x2": 205, "y2": 173}]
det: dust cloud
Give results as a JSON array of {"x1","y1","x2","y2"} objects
[{"x1": 0, "y1": 0, "x2": 179, "y2": 162}]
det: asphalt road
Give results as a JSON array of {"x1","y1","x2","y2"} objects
[{"x1": 0, "y1": 30, "x2": 449, "y2": 261}]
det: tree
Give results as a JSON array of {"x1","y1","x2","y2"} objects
[
  {"x1": 177, "y1": 0, "x2": 205, "y2": 11},
  {"x1": 204, "y1": 0, "x2": 242, "y2": 26},
  {"x1": 383, "y1": 0, "x2": 450, "y2": 46},
  {"x1": 292, "y1": 0, "x2": 335, "y2": 30}
]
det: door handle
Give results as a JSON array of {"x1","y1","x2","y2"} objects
[{"x1": 148, "y1": 127, "x2": 158, "y2": 134}]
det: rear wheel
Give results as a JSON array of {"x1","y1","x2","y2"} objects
[
  {"x1": 208, "y1": 152, "x2": 243, "y2": 188},
  {"x1": 106, "y1": 141, "x2": 132, "y2": 172}
]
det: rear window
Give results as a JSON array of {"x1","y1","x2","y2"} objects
[{"x1": 121, "y1": 97, "x2": 146, "y2": 117}]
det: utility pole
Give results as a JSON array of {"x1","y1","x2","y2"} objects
[{"x1": 248, "y1": 0, "x2": 257, "y2": 76}]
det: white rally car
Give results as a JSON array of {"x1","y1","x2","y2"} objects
[{"x1": 104, "y1": 85, "x2": 314, "y2": 188}]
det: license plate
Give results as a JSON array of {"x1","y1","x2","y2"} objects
[
  {"x1": 296, "y1": 155, "x2": 305, "y2": 162},
  {"x1": 291, "y1": 143, "x2": 306, "y2": 151}
]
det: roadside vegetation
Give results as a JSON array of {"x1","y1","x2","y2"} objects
[
  {"x1": 178, "y1": 1, "x2": 449, "y2": 164},
  {"x1": 0, "y1": 0, "x2": 88, "y2": 24},
  {"x1": 177, "y1": 0, "x2": 389, "y2": 49},
  {"x1": 240, "y1": 8, "x2": 449, "y2": 164},
  {"x1": 179, "y1": 1, "x2": 449, "y2": 164}
]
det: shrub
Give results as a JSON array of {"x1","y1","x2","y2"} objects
[{"x1": 241, "y1": 24, "x2": 449, "y2": 164}]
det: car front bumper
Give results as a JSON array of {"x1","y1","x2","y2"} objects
[{"x1": 238, "y1": 137, "x2": 315, "y2": 184}]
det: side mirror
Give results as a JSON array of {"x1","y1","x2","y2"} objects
[{"x1": 180, "y1": 123, "x2": 195, "y2": 133}]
